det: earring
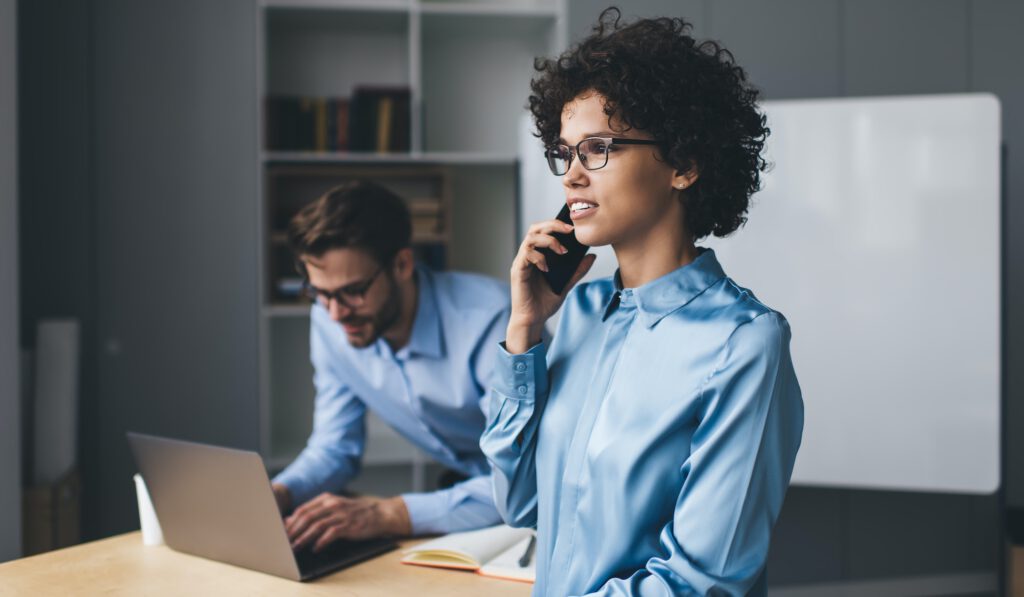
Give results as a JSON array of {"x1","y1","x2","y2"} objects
[{"x1": 675, "y1": 183, "x2": 686, "y2": 190}]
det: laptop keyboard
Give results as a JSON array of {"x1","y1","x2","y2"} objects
[{"x1": 293, "y1": 537, "x2": 397, "y2": 579}]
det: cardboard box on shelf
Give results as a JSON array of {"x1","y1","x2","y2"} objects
[{"x1": 22, "y1": 468, "x2": 80, "y2": 556}]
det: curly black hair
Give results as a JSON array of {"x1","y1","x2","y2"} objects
[{"x1": 528, "y1": 7, "x2": 769, "y2": 240}]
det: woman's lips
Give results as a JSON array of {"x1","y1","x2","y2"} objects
[{"x1": 569, "y1": 204, "x2": 597, "y2": 220}]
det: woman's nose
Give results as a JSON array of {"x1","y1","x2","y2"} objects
[{"x1": 562, "y1": 155, "x2": 588, "y2": 188}]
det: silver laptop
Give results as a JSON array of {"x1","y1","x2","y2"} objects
[{"x1": 127, "y1": 432, "x2": 397, "y2": 581}]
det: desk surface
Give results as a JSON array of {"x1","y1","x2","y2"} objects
[{"x1": 0, "y1": 532, "x2": 533, "y2": 596}]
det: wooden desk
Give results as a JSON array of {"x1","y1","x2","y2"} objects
[{"x1": 0, "y1": 532, "x2": 533, "y2": 596}]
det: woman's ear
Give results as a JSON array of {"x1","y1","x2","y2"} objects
[{"x1": 671, "y1": 162, "x2": 699, "y2": 191}]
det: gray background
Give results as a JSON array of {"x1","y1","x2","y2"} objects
[
  {"x1": 18, "y1": 0, "x2": 261, "y2": 550},
  {"x1": 1, "y1": 0, "x2": 20, "y2": 563},
  {"x1": 14, "y1": 0, "x2": 1023, "y2": 589}
]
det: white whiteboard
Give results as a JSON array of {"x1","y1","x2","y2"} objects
[{"x1": 518, "y1": 94, "x2": 1001, "y2": 494}]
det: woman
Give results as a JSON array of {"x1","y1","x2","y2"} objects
[{"x1": 480, "y1": 8, "x2": 804, "y2": 596}]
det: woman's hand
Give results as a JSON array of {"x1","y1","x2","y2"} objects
[{"x1": 506, "y1": 218, "x2": 597, "y2": 354}]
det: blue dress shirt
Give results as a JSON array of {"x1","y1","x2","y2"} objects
[
  {"x1": 274, "y1": 266, "x2": 511, "y2": 535},
  {"x1": 480, "y1": 248, "x2": 804, "y2": 596}
]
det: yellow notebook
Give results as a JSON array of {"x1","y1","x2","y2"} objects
[{"x1": 401, "y1": 525, "x2": 536, "y2": 583}]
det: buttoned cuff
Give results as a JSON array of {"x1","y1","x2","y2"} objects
[{"x1": 494, "y1": 341, "x2": 548, "y2": 402}]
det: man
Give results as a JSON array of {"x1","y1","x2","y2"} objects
[{"x1": 273, "y1": 181, "x2": 510, "y2": 552}]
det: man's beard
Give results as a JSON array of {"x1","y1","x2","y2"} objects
[{"x1": 341, "y1": 275, "x2": 402, "y2": 349}]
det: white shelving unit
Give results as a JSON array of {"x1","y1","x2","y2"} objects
[
  {"x1": 262, "y1": 150, "x2": 517, "y2": 165},
  {"x1": 255, "y1": 0, "x2": 567, "y2": 490}
]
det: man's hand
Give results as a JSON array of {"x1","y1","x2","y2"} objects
[
  {"x1": 284, "y1": 493, "x2": 411, "y2": 552},
  {"x1": 271, "y1": 482, "x2": 292, "y2": 514}
]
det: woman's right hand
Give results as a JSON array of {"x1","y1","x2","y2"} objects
[{"x1": 506, "y1": 218, "x2": 597, "y2": 354}]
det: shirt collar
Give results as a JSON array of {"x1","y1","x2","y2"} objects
[
  {"x1": 402, "y1": 265, "x2": 445, "y2": 359},
  {"x1": 602, "y1": 247, "x2": 726, "y2": 328}
]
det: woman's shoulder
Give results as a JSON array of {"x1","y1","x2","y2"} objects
[
  {"x1": 714, "y1": 277, "x2": 792, "y2": 341},
  {"x1": 666, "y1": 273, "x2": 791, "y2": 342}
]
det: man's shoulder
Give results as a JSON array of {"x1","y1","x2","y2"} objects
[{"x1": 427, "y1": 269, "x2": 511, "y2": 315}]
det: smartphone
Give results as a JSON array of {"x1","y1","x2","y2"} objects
[{"x1": 537, "y1": 204, "x2": 590, "y2": 295}]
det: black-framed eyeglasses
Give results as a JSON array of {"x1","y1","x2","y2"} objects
[
  {"x1": 544, "y1": 136, "x2": 661, "y2": 176},
  {"x1": 302, "y1": 266, "x2": 384, "y2": 309}
]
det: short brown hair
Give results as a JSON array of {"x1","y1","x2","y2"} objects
[{"x1": 287, "y1": 181, "x2": 412, "y2": 270}]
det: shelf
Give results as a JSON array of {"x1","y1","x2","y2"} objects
[
  {"x1": 412, "y1": 233, "x2": 448, "y2": 244},
  {"x1": 420, "y1": 13, "x2": 553, "y2": 153},
  {"x1": 265, "y1": 8, "x2": 409, "y2": 99},
  {"x1": 261, "y1": 0, "x2": 411, "y2": 13},
  {"x1": 264, "y1": 304, "x2": 313, "y2": 317},
  {"x1": 419, "y1": 2, "x2": 559, "y2": 18},
  {"x1": 269, "y1": 231, "x2": 447, "y2": 244},
  {"x1": 262, "y1": 150, "x2": 516, "y2": 165},
  {"x1": 262, "y1": 0, "x2": 556, "y2": 18},
  {"x1": 257, "y1": 0, "x2": 566, "y2": 476}
]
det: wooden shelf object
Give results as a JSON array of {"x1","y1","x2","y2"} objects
[{"x1": 256, "y1": 0, "x2": 567, "y2": 476}]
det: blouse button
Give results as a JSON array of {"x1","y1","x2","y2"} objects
[
  {"x1": 517, "y1": 385, "x2": 529, "y2": 395},
  {"x1": 514, "y1": 362, "x2": 527, "y2": 372}
]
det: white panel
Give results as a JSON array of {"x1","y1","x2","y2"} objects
[
  {"x1": 519, "y1": 95, "x2": 1001, "y2": 494},
  {"x1": 706, "y1": 94, "x2": 1001, "y2": 494},
  {"x1": 33, "y1": 320, "x2": 80, "y2": 484},
  {"x1": 518, "y1": 112, "x2": 560, "y2": 237}
]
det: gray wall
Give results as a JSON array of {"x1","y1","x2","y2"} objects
[
  {"x1": 89, "y1": 0, "x2": 261, "y2": 536},
  {"x1": 975, "y1": 0, "x2": 1024, "y2": 533},
  {"x1": 0, "y1": 0, "x2": 21, "y2": 563},
  {"x1": 18, "y1": 0, "x2": 94, "y2": 546},
  {"x1": 18, "y1": 0, "x2": 92, "y2": 348},
  {"x1": 18, "y1": 0, "x2": 261, "y2": 539},
  {"x1": 567, "y1": 0, "x2": 1017, "y2": 587}
]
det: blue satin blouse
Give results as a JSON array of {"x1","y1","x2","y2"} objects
[{"x1": 480, "y1": 248, "x2": 804, "y2": 596}]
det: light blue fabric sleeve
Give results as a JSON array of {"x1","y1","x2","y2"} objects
[
  {"x1": 272, "y1": 312, "x2": 367, "y2": 506},
  {"x1": 579, "y1": 313, "x2": 804, "y2": 597},
  {"x1": 479, "y1": 341, "x2": 549, "y2": 529},
  {"x1": 399, "y1": 305, "x2": 512, "y2": 536},
  {"x1": 471, "y1": 306, "x2": 514, "y2": 419},
  {"x1": 400, "y1": 307, "x2": 510, "y2": 535},
  {"x1": 401, "y1": 474, "x2": 505, "y2": 535}
]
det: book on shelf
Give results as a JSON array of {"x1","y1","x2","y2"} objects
[
  {"x1": 313, "y1": 98, "x2": 328, "y2": 152},
  {"x1": 350, "y1": 86, "x2": 411, "y2": 153},
  {"x1": 401, "y1": 525, "x2": 535, "y2": 583},
  {"x1": 376, "y1": 95, "x2": 393, "y2": 153},
  {"x1": 408, "y1": 197, "x2": 444, "y2": 238},
  {"x1": 407, "y1": 197, "x2": 443, "y2": 214},
  {"x1": 264, "y1": 95, "x2": 351, "y2": 152},
  {"x1": 335, "y1": 99, "x2": 349, "y2": 151},
  {"x1": 266, "y1": 88, "x2": 409, "y2": 154}
]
